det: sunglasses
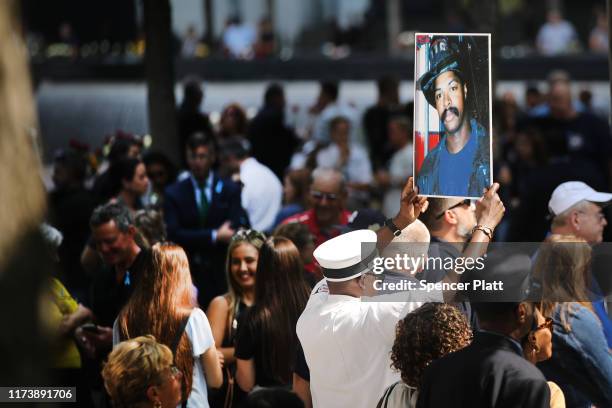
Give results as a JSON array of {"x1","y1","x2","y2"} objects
[
  {"x1": 435, "y1": 199, "x2": 472, "y2": 219},
  {"x1": 231, "y1": 229, "x2": 266, "y2": 243},
  {"x1": 310, "y1": 190, "x2": 338, "y2": 201},
  {"x1": 169, "y1": 365, "x2": 182, "y2": 379}
]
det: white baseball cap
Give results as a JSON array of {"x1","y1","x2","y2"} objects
[
  {"x1": 548, "y1": 181, "x2": 612, "y2": 216},
  {"x1": 314, "y1": 229, "x2": 377, "y2": 282}
]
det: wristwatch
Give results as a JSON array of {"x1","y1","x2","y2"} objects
[
  {"x1": 384, "y1": 218, "x2": 402, "y2": 237},
  {"x1": 472, "y1": 224, "x2": 493, "y2": 240}
]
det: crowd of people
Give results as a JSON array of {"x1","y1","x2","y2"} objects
[
  {"x1": 43, "y1": 69, "x2": 612, "y2": 408},
  {"x1": 26, "y1": 3, "x2": 610, "y2": 61}
]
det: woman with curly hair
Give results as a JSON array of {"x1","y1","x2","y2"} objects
[{"x1": 377, "y1": 303, "x2": 472, "y2": 408}]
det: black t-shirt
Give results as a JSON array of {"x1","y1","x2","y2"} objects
[
  {"x1": 234, "y1": 307, "x2": 289, "y2": 388},
  {"x1": 87, "y1": 248, "x2": 150, "y2": 327}
]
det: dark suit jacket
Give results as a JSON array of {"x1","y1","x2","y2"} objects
[
  {"x1": 164, "y1": 172, "x2": 249, "y2": 259},
  {"x1": 417, "y1": 331, "x2": 550, "y2": 408}
]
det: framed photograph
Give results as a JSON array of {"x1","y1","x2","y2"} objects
[{"x1": 413, "y1": 33, "x2": 493, "y2": 198}]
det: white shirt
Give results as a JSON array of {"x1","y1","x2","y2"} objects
[
  {"x1": 536, "y1": 20, "x2": 578, "y2": 55},
  {"x1": 316, "y1": 143, "x2": 373, "y2": 184},
  {"x1": 240, "y1": 157, "x2": 283, "y2": 231},
  {"x1": 112, "y1": 308, "x2": 215, "y2": 408},
  {"x1": 383, "y1": 143, "x2": 413, "y2": 218},
  {"x1": 296, "y1": 280, "x2": 422, "y2": 408}
]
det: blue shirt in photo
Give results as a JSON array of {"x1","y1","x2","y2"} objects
[{"x1": 437, "y1": 131, "x2": 478, "y2": 196}]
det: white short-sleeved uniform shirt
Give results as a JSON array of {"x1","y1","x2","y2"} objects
[
  {"x1": 113, "y1": 308, "x2": 215, "y2": 408},
  {"x1": 296, "y1": 280, "x2": 422, "y2": 408}
]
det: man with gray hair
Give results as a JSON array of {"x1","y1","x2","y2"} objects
[
  {"x1": 280, "y1": 167, "x2": 352, "y2": 248},
  {"x1": 548, "y1": 181, "x2": 611, "y2": 244},
  {"x1": 83, "y1": 203, "x2": 150, "y2": 353}
]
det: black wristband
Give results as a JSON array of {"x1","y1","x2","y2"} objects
[{"x1": 384, "y1": 218, "x2": 402, "y2": 237}]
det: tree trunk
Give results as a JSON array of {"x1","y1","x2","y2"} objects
[{"x1": 144, "y1": 0, "x2": 179, "y2": 165}]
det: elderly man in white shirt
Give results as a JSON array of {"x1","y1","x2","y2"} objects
[{"x1": 219, "y1": 137, "x2": 282, "y2": 232}]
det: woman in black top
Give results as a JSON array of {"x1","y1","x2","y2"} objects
[
  {"x1": 235, "y1": 237, "x2": 310, "y2": 391},
  {"x1": 207, "y1": 229, "x2": 266, "y2": 407}
]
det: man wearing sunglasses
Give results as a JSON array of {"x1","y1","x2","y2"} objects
[{"x1": 281, "y1": 168, "x2": 352, "y2": 248}]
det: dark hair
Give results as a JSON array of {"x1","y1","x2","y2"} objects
[
  {"x1": 471, "y1": 302, "x2": 522, "y2": 322},
  {"x1": 54, "y1": 149, "x2": 88, "y2": 183},
  {"x1": 283, "y1": 168, "x2": 311, "y2": 208},
  {"x1": 418, "y1": 197, "x2": 457, "y2": 230},
  {"x1": 320, "y1": 81, "x2": 339, "y2": 101},
  {"x1": 142, "y1": 151, "x2": 175, "y2": 171},
  {"x1": 90, "y1": 203, "x2": 133, "y2": 232},
  {"x1": 110, "y1": 158, "x2": 143, "y2": 196},
  {"x1": 186, "y1": 131, "x2": 216, "y2": 153},
  {"x1": 391, "y1": 303, "x2": 472, "y2": 388},
  {"x1": 108, "y1": 137, "x2": 139, "y2": 164},
  {"x1": 264, "y1": 83, "x2": 284, "y2": 106},
  {"x1": 181, "y1": 76, "x2": 203, "y2": 111},
  {"x1": 377, "y1": 75, "x2": 399, "y2": 95},
  {"x1": 243, "y1": 388, "x2": 305, "y2": 408},
  {"x1": 219, "y1": 136, "x2": 250, "y2": 160},
  {"x1": 220, "y1": 103, "x2": 249, "y2": 137},
  {"x1": 273, "y1": 222, "x2": 312, "y2": 251},
  {"x1": 250, "y1": 237, "x2": 310, "y2": 384},
  {"x1": 134, "y1": 209, "x2": 167, "y2": 247}
]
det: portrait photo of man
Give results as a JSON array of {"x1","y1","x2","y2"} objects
[{"x1": 414, "y1": 34, "x2": 492, "y2": 198}]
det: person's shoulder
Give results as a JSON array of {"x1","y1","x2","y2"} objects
[
  {"x1": 281, "y1": 209, "x2": 312, "y2": 225},
  {"x1": 165, "y1": 177, "x2": 190, "y2": 195},
  {"x1": 482, "y1": 347, "x2": 545, "y2": 381},
  {"x1": 187, "y1": 307, "x2": 210, "y2": 327},
  {"x1": 207, "y1": 295, "x2": 230, "y2": 313}
]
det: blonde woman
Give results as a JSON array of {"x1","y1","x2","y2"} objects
[{"x1": 103, "y1": 335, "x2": 183, "y2": 408}]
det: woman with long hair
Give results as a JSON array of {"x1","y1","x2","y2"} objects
[
  {"x1": 534, "y1": 235, "x2": 612, "y2": 408},
  {"x1": 207, "y1": 229, "x2": 266, "y2": 407},
  {"x1": 235, "y1": 237, "x2": 310, "y2": 391},
  {"x1": 114, "y1": 243, "x2": 223, "y2": 407}
]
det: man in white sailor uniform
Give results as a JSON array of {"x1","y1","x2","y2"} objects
[{"x1": 296, "y1": 228, "x2": 422, "y2": 408}]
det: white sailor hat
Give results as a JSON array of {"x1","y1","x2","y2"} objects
[{"x1": 314, "y1": 229, "x2": 378, "y2": 282}]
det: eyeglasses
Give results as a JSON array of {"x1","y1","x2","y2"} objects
[
  {"x1": 311, "y1": 190, "x2": 338, "y2": 201},
  {"x1": 435, "y1": 199, "x2": 472, "y2": 219},
  {"x1": 231, "y1": 229, "x2": 266, "y2": 243}
]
